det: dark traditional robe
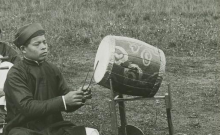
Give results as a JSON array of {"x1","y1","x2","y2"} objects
[
  {"x1": 0, "y1": 42, "x2": 21, "y2": 64},
  {"x1": 3, "y1": 58, "x2": 84, "y2": 135}
]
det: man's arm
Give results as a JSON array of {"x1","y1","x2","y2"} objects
[
  {"x1": 4, "y1": 71, "x2": 65, "y2": 118},
  {"x1": 56, "y1": 71, "x2": 85, "y2": 112},
  {"x1": 0, "y1": 42, "x2": 21, "y2": 64}
]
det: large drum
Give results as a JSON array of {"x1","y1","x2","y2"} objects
[{"x1": 94, "y1": 36, "x2": 166, "y2": 97}]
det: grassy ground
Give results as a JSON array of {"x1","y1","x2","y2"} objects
[{"x1": 0, "y1": 0, "x2": 220, "y2": 134}]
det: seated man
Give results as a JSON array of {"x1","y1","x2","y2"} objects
[
  {"x1": 3, "y1": 23, "x2": 98, "y2": 135},
  {"x1": 0, "y1": 42, "x2": 21, "y2": 64}
]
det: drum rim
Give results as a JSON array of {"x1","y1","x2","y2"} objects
[{"x1": 94, "y1": 35, "x2": 115, "y2": 83}]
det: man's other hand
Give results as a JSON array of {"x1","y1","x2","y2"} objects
[
  {"x1": 78, "y1": 85, "x2": 92, "y2": 100},
  {"x1": 64, "y1": 91, "x2": 84, "y2": 106}
]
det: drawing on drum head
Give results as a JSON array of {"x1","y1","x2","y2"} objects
[
  {"x1": 151, "y1": 48, "x2": 160, "y2": 57},
  {"x1": 129, "y1": 43, "x2": 142, "y2": 54},
  {"x1": 114, "y1": 46, "x2": 128, "y2": 65},
  {"x1": 123, "y1": 62, "x2": 143, "y2": 85},
  {"x1": 140, "y1": 49, "x2": 152, "y2": 66},
  {"x1": 124, "y1": 69, "x2": 136, "y2": 79}
]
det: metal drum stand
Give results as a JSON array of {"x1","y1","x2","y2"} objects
[{"x1": 108, "y1": 79, "x2": 174, "y2": 135}]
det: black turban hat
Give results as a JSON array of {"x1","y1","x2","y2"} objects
[{"x1": 13, "y1": 23, "x2": 45, "y2": 48}]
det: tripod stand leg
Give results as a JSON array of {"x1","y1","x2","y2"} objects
[
  {"x1": 165, "y1": 84, "x2": 174, "y2": 135},
  {"x1": 109, "y1": 99, "x2": 118, "y2": 135},
  {"x1": 118, "y1": 94, "x2": 127, "y2": 135},
  {"x1": 109, "y1": 79, "x2": 118, "y2": 135},
  {"x1": 166, "y1": 107, "x2": 174, "y2": 135}
]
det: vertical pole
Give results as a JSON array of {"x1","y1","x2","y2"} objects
[
  {"x1": 109, "y1": 79, "x2": 118, "y2": 135},
  {"x1": 118, "y1": 94, "x2": 127, "y2": 135},
  {"x1": 165, "y1": 84, "x2": 174, "y2": 135},
  {"x1": 168, "y1": 83, "x2": 172, "y2": 109}
]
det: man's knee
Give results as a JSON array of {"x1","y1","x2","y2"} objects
[
  {"x1": 8, "y1": 127, "x2": 41, "y2": 135},
  {"x1": 8, "y1": 128, "x2": 25, "y2": 135}
]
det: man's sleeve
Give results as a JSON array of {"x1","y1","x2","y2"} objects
[
  {"x1": 5, "y1": 46, "x2": 21, "y2": 64},
  {"x1": 57, "y1": 70, "x2": 71, "y2": 95},
  {"x1": 4, "y1": 70, "x2": 66, "y2": 118},
  {"x1": 0, "y1": 42, "x2": 21, "y2": 64},
  {"x1": 57, "y1": 69, "x2": 83, "y2": 112}
]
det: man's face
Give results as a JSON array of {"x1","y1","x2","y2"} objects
[{"x1": 22, "y1": 35, "x2": 48, "y2": 61}]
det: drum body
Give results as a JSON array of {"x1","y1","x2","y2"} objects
[{"x1": 94, "y1": 36, "x2": 166, "y2": 97}]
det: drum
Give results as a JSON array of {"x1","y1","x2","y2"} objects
[{"x1": 93, "y1": 36, "x2": 166, "y2": 97}]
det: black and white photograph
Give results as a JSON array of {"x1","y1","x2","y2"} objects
[{"x1": 0, "y1": 0, "x2": 219, "y2": 135}]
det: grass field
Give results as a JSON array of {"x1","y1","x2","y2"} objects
[{"x1": 0, "y1": 0, "x2": 220, "y2": 135}]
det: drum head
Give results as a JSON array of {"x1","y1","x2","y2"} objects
[{"x1": 94, "y1": 36, "x2": 115, "y2": 83}]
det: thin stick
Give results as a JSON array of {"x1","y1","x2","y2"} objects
[
  {"x1": 81, "y1": 70, "x2": 90, "y2": 91},
  {"x1": 0, "y1": 56, "x2": 9, "y2": 60},
  {"x1": 0, "y1": 66, "x2": 9, "y2": 70},
  {"x1": 114, "y1": 96, "x2": 165, "y2": 102},
  {"x1": 87, "y1": 61, "x2": 99, "y2": 89},
  {"x1": 81, "y1": 61, "x2": 99, "y2": 91}
]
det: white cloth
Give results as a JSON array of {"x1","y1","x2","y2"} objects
[
  {"x1": 85, "y1": 127, "x2": 99, "y2": 135},
  {"x1": 62, "y1": 96, "x2": 67, "y2": 110},
  {"x1": 0, "y1": 62, "x2": 13, "y2": 90},
  {"x1": 0, "y1": 62, "x2": 13, "y2": 107},
  {"x1": 0, "y1": 62, "x2": 13, "y2": 133}
]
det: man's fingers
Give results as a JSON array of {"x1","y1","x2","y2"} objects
[
  {"x1": 74, "y1": 90, "x2": 84, "y2": 95},
  {"x1": 72, "y1": 99, "x2": 82, "y2": 102},
  {"x1": 80, "y1": 85, "x2": 90, "y2": 91},
  {"x1": 69, "y1": 101, "x2": 85, "y2": 106},
  {"x1": 83, "y1": 94, "x2": 92, "y2": 99},
  {"x1": 69, "y1": 90, "x2": 83, "y2": 95},
  {"x1": 72, "y1": 95, "x2": 83, "y2": 99},
  {"x1": 83, "y1": 89, "x2": 92, "y2": 96}
]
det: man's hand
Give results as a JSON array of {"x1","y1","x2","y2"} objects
[
  {"x1": 78, "y1": 85, "x2": 92, "y2": 100},
  {"x1": 64, "y1": 91, "x2": 84, "y2": 106}
]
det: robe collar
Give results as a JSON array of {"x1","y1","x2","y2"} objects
[{"x1": 23, "y1": 56, "x2": 44, "y2": 66}]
